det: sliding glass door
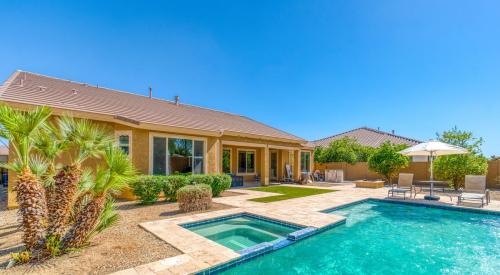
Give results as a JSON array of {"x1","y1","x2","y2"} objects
[{"x1": 152, "y1": 135, "x2": 205, "y2": 175}]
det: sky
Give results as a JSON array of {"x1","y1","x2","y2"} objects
[{"x1": 0, "y1": 1, "x2": 499, "y2": 156}]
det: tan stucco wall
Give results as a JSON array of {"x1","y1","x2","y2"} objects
[{"x1": 6, "y1": 114, "x2": 311, "y2": 208}]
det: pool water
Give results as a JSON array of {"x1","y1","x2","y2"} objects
[
  {"x1": 185, "y1": 215, "x2": 297, "y2": 251},
  {"x1": 219, "y1": 201, "x2": 500, "y2": 274}
]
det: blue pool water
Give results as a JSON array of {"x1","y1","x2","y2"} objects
[
  {"x1": 185, "y1": 215, "x2": 298, "y2": 251},
  {"x1": 219, "y1": 201, "x2": 500, "y2": 274}
]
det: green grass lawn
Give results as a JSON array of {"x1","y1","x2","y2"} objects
[{"x1": 247, "y1": 186, "x2": 335, "y2": 203}]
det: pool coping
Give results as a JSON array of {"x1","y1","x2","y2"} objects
[
  {"x1": 180, "y1": 212, "x2": 306, "y2": 256},
  {"x1": 321, "y1": 198, "x2": 500, "y2": 216},
  {"x1": 199, "y1": 197, "x2": 500, "y2": 274},
  {"x1": 134, "y1": 207, "x2": 345, "y2": 275}
]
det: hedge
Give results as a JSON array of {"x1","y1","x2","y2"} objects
[
  {"x1": 130, "y1": 174, "x2": 232, "y2": 204},
  {"x1": 163, "y1": 175, "x2": 189, "y2": 201},
  {"x1": 177, "y1": 184, "x2": 212, "y2": 212},
  {"x1": 207, "y1": 174, "x2": 232, "y2": 197},
  {"x1": 131, "y1": 176, "x2": 164, "y2": 205}
]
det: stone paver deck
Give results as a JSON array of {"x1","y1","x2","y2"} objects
[{"x1": 113, "y1": 183, "x2": 500, "y2": 275}]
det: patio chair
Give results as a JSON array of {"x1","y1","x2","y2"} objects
[
  {"x1": 282, "y1": 164, "x2": 294, "y2": 183},
  {"x1": 457, "y1": 175, "x2": 490, "y2": 207},
  {"x1": 313, "y1": 170, "x2": 324, "y2": 182},
  {"x1": 388, "y1": 173, "x2": 414, "y2": 200}
]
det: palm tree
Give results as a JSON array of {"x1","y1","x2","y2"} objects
[
  {"x1": 0, "y1": 105, "x2": 52, "y2": 250},
  {"x1": 47, "y1": 117, "x2": 113, "y2": 237},
  {"x1": 33, "y1": 121, "x2": 67, "y2": 219},
  {"x1": 64, "y1": 144, "x2": 135, "y2": 248}
]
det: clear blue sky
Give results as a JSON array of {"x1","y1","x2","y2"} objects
[{"x1": 1, "y1": 1, "x2": 499, "y2": 156}]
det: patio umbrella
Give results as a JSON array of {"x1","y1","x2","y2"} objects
[{"x1": 399, "y1": 140, "x2": 468, "y2": 199}]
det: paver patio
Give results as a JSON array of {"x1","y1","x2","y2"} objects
[{"x1": 113, "y1": 183, "x2": 500, "y2": 275}]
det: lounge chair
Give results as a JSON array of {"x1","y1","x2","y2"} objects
[
  {"x1": 458, "y1": 175, "x2": 490, "y2": 207},
  {"x1": 388, "y1": 173, "x2": 414, "y2": 200}
]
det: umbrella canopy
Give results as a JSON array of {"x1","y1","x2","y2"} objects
[{"x1": 399, "y1": 140, "x2": 468, "y2": 157}]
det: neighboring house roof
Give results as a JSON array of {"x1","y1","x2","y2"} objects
[
  {"x1": 0, "y1": 71, "x2": 305, "y2": 143},
  {"x1": 0, "y1": 146, "x2": 8, "y2": 156},
  {"x1": 312, "y1": 127, "x2": 421, "y2": 148}
]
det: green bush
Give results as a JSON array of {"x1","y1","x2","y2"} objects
[
  {"x1": 163, "y1": 175, "x2": 189, "y2": 201},
  {"x1": 368, "y1": 142, "x2": 410, "y2": 184},
  {"x1": 177, "y1": 184, "x2": 212, "y2": 212},
  {"x1": 187, "y1": 174, "x2": 214, "y2": 186},
  {"x1": 209, "y1": 174, "x2": 232, "y2": 197},
  {"x1": 131, "y1": 176, "x2": 163, "y2": 204}
]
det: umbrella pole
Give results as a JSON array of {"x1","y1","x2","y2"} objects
[{"x1": 430, "y1": 151, "x2": 434, "y2": 196}]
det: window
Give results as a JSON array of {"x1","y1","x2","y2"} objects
[
  {"x1": 222, "y1": 149, "x2": 231, "y2": 173},
  {"x1": 153, "y1": 137, "x2": 167, "y2": 175},
  {"x1": 193, "y1": 140, "x2": 204, "y2": 174},
  {"x1": 115, "y1": 131, "x2": 132, "y2": 157},
  {"x1": 169, "y1": 138, "x2": 193, "y2": 174},
  {"x1": 238, "y1": 150, "x2": 255, "y2": 174},
  {"x1": 151, "y1": 135, "x2": 205, "y2": 175},
  {"x1": 301, "y1": 151, "x2": 311, "y2": 173}
]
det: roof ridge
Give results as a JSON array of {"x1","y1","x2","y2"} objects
[
  {"x1": 360, "y1": 126, "x2": 421, "y2": 143},
  {"x1": 312, "y1": 127, "x2": 365, "y2": 142},
  {"x1": 311, "y1": 126, "x2": 421, "y2": 147}
]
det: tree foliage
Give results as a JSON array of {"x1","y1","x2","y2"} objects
[
  {"x1": 314, "y1": 137, "x2": 374, "y2": 164},
  {"x1": 0, "y1": 106, "x2": 135, "y2": 264},
  {"x1": 433, "y1": 127, "x2": 488, "y2": 190},
  {"x1": 368, "y1": 142, "x2": 409, "y2": 183}
]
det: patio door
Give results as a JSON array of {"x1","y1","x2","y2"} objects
[{"x1": 270, "y1": 150, "x2": 278, "y2": 181}]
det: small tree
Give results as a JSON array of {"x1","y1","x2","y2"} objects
[
  {"x1": 314, "y1": 137, "x2": 372, "y2": 164},
  {"x1": 368, "y1": 142, "x2": 409, "y2": 183},
  {"x1": 433, "y1": 127, "x2": 488, "y2": 190}
]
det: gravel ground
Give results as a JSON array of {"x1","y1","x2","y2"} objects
[{"x1": 0, "y1": 193, "x2": 236, "y2": 275}]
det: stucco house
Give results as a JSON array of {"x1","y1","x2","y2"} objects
[{"x1": 0, "y1": 71, "x2": 313, "y2": 208}]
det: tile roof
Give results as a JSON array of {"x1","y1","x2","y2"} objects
[
  {"x1": 0, "y1": 71, "x2": 305, "y2": 143},
  {"x1": 312, "y1": 127, "x2": 421, "y2": 148}
]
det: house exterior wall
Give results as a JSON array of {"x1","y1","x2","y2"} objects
[{"x1": 6, "y1": 115, "x2": 311, "y2": 208}]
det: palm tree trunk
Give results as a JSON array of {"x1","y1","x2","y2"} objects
[
  {"x1": 15, "y1": 168, "x2": 47, "y2": 251},
  {"x1": 63, "y1": 194, "x2": 105, "y2": 248},
  {"x1": 47, "y1": 165, "x2": 81, "y2": 237}
]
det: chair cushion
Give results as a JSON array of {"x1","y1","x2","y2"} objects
[
  {"x1": 391, "y1": 188, "x2": 410, "y2": 193},
  {"x1": 460, "y1": 192, "x2": 485, "y2": 199}
]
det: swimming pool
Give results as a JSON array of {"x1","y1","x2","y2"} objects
[
  {"x1": 183, "y1": 214, "x2": 301, "y2": 251},
  {"x1": 216, "y1": 200, "x2": 500, "y2": 274}
]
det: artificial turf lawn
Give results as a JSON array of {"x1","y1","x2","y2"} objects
[{"x1": 248, "y1": 186, "x2": 335, "y2": 203}]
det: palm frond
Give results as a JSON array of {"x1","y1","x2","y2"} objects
[
  {"x1": 57, "y1": 116, "x2": 114, "y2": 165},
  {"x1": 0, "y1": 105, "x2": 52, "y2": 168},
  {"x1": 0, "y1": 161, "x2": 22, "y2": 173},
  {"x1": 77, "y1": 168, "x2": 95, "y2": 192},
  {"x1": 34, "y1": 121, "x2": 67, "y2": 162},
  {"x1": 92, "y1": 144, "x2": 136, "y2": 195},
  {"x1": 85, "y1": 197, "x2": 120, "y2": 241},
  {"x1": 29, "y1": 155, "x2": 49, "y2": 177}
]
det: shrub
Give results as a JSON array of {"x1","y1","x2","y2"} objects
[
  {"x1": 177, "y1": 184, "x2": 212, "y2": 212},
  {"x1": 433, "y1": 127, "x2": 488, "y2": 190},
  {"x1": 368, "y1": 142, "x2": 410, "y2": 184},
  {"x1": 163, "y1": 175, "x2": 189, "y2": 201},
  {"x1": 210, "y1": 174, "x2": 232, "y2": 197},
  {"x1": 131, "y1": 176, "x2": 163, "y2": 204},
  {"x1": 314, "y1": 137, "x2": 374, "y2": 164},
  {"x1": 187, "y1": 174, "x2": 214, "y2": 186}
]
